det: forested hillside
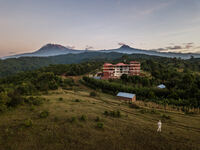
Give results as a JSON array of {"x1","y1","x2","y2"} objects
[
  {"x1": 0, "y1": 52, "x2": 122, "y2": 77},
  {"x1": 0, "y1": 62, "x2": 101, "y2": 112},
  {"x1": 0, "y1": 56, "x2": 200, "y2": 150},
  {"x1": 1, "y1": 51, "x2": 200, "y2": 78}
]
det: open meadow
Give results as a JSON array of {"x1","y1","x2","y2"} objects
[{"x1": 0, "y1": 85, "x2": 199, "y2": 150}]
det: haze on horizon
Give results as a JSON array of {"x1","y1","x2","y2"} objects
[{"x1": 0, "y1": 0, "x2": 200, "y2": 57}]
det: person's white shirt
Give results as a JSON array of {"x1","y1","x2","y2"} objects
[{"x1": 157, "y1": 120, "x2": 162, "y2": 132}]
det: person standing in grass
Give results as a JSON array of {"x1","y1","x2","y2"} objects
[{"x1": 157, "y1": 120, "x2": 162, "y2": 132}]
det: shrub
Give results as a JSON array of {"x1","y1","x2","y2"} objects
[
  {"x1": 104, "y1": 110, "x2": 121, "y2": 118},
  {"x1": 90, "y1": 91, "x2": 97, "y2": 97},
  {"x1": 116, "y1": 110, "x2": 121, "y2": 117},
  {"x1": 139, "y1": 109, "x2": 148, "y2": 114},
  {"x1": 54, "y1": 117, "x2": 59, "y2": 122},
  {"x1": 39, "y1": 110, "x2": 49, "y2": 118},
  {"x1": 129, "y1": 103, "x2": 140, "y2": 109},
  {"x1": 95, "y1": 116, "x2": 100, "y2": 122},
  {"x1": 25, "y1": 96, "x2": 44, "y2": 106},
  {"x1": 62, "y1": 78, "x2": 75, "y2": 87},
  {"x1": 8, "y1": 91, "x2": 24, "y2": 107},
  {"x1": 150, "y1": 109, "x2": 159, "y2": 114},
  {"x1": 70, "y1": 116, "x2": 76, "y2": 123},
  {"x1": 74, "y1": 99, "x2": 81, "y2": 102},
  {"x1": 104, "y1": 110, "x2": 109, "y2": 116},
  {"x1": 23, "y1": 119, "x2": 33, "y2": 127},
  {"x1": 96, "y1": 122, "x2": 104, "y2": 129},
  {"x1": 58, "y1": 97, "x2": 63, "y2": 101},
  {"x1": 80, "y1": 115, "x2": 87, "y2": 121},
  {"x1": 0, "y1": 104, "x2": 7, "y2": 112},
  {"x1": 161, "y1": 114, "x2": 171, "y2": 120},
  {"x1": 29, "y1": 105, "x2": 35, "y2": 111}
]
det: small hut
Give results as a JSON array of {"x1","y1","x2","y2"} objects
[
  {"x1": 157, "y1": 84, "x2": 166, "y2": 89},
  {"x1": 117, "y1": 92, "x2": 136, "y2": 103}
]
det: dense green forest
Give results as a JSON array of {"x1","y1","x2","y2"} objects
[
  {"x1": 0, "y1": 62, "x2": 101, "y2": 112},
  {"x1": 0, "y1": 52, "x2": 122, "y2": 77}
]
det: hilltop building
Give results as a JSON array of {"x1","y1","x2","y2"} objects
[{"x1": 102, "y1": 61, "x2": 140, "y2": 79}]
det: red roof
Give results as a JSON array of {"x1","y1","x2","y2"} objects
[
  {"x1": 104, "y1": 63, "x2": 113, "y2": 66},
  {"x1": 115, "y1": 63, "x2": 127, "y2": 66}
]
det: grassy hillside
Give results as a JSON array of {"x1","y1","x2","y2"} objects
[{"x1": 0, "y1": 84, "x2": 199, "y2": 150}]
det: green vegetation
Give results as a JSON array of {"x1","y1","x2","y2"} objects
[
  {"x1": 0, "y1": 61, "x2": 101, "y2": 113},
  {"x1": 129, "y1": 103, "x2": 140, "y2": 109},
  {"x1": 90, "y1": 91, "x2": 97, "y2": 97},
  {"x1": 79, "y1": 115, "x2": 87, "y2": 121},
  {"x1": 0, "y1": 54, "x2": 200, "y2": 149},
  {"x1": 23, "y1": 119, "x2": 33, "y2": 128},
  {"x1": 83, "y1": 66, "x2": 200, "y2": 109},
  {"x1": 74, "y1": 99, "x2": 81, "y2": 102},
  {"x1": 39, "y1": 110, "x2": 49, "y2": 118},
  {"x1": 0, "y1": 52, "x2": 122, "y2": 77},
  {"x1": 95, "y1": 116, "x2": 100, "y2": 122},
  {"x1": 96, "y1": 122, "x2": 104, "y2": 129},
  {"x1": 104, "y1": 110, "x2": 121, "y2": 118}
]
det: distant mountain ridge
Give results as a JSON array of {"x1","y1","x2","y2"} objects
[
  {"x1": 2, "y1": 43, "x2": 200, "y2": 59},
  {"x1": 2, "y1": 44, "x2": 83, "y2": 59}
]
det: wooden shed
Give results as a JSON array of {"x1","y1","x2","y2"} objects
[{"x1": 117, "y1": 92, "x2": 136, "y2": 103}]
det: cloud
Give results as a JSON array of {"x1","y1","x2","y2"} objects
[
  {"x1": 118, "y1": 42, "x2": 126, "y2": 46},
  {"x1": 66, "y1": 45, "x2": 75, "y2": 49},
  {"x1": 154, "y1": 43, "x2": 197, "y2": 53},
  {"x1": 183, "y1": 43, "x2": 194, "y2": 49},
  {"x1": 85, "y1": 45, "x2": 94, "y2": 50},
  {"x1": 184, "y1": 42, "x2": 194, "y2": 45},
  {"x1": 166, "y1": 45, "x2": 182, "y2": 50},
  {"x1": 140, "y1": 2, "x2": 171, "y2": 16},
  {"x1": 155, "y1": 45, "x2": 184, "y2": 52}
]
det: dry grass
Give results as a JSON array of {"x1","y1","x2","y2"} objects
[{"x1": 0, "y1": 87, "x2": 199, "y2": 150}]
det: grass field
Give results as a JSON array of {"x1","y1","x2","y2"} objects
[{"x1": 0, "y1": 85, "x2": 199, "y2": 150}]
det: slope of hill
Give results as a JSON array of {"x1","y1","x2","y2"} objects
[
  {"x1": 2, "y1": 44, "x2": 200, "y2": 59},
  {"x1": 0, "y1": 52, "x2": 123, "y2": 77},
  {"x1": 0, "y1": 84, "x2": 199, "y2": 150},
  {"x1": 0, "y1": 62, "x2": 199, "y2": 150}
]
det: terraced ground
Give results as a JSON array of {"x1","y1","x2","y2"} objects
[{"x1": 0, "y1": 86, "x2": 199, "y2": 150}]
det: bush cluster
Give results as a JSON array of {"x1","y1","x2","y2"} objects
[
  {"x1": 90, "y1": 91, "x2": 97, "y2": 97},
  {"x1": 39, "y1": 110, "x2": 49, "y2": 118},
  {"x1": 104, "y1": 110, "x2": 121, "y2": 118}
]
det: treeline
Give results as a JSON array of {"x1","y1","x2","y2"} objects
[
  {"x1": 82, "y1": 77, "x2": 200, "y2": 108},
  {"x1": 0, "y1": 52, "x2": 122, "y2": 77},
  {"x1": 0, "y1": 71, "x2": 62, "y2": 112},
  {"x1": 39, "y1": 62, "x2": 102, "y2": 76}
]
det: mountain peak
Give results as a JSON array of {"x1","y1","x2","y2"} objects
[
  {"x1": 119, "y1": 44, "x2": 131, "y2": 49},
  {"x1": 39, "y1": 43, "x2": 67, "y2": 51}
]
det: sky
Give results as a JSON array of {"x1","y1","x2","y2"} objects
[{"x1": 0, "y1": 0, "x2": 200, "y2": 57}]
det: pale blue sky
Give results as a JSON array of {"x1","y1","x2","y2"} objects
[{"x1": 0, "y1": 0, "x2": 200, "y2": 56}]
